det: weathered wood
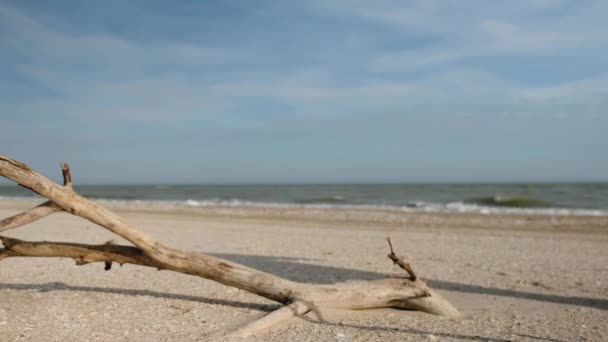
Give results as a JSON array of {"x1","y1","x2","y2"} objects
[
  {"x1": 387, "y1": 237, "x2": 418, "y2": 280},
  {"x1": 0, "y1": 162, "x2": 72, "y2": 233},
  {"x1": 228, "y1": 300, "x2": 310, "y2": 338},
  {"x1": 0, "y1": 201, "x2": 60, "y2": 233},
  {"x1": 0, "y1": 154, "x2": 459, "y2": 337}
]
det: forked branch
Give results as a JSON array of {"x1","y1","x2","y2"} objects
[
  {"x1": 0, "y1": 162, "x2": 73, "y2": 233},
  {"x1": 0, "y1": 154, "x2": 459, "y2": 337}
]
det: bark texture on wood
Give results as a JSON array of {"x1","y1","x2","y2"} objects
[
  {"x1": 0, "y1": 201, "x2": 59, "y2": 232},
  {"x1": 0, "y1": 154, "x2": 459, "y2": 337}
]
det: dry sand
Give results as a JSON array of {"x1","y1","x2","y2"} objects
[{"x1": 0, "y1": 199, "x2": 607, "y2": 341}]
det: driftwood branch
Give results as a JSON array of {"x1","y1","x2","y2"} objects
[
  {"x1": 227, "y1": 300, "x2": 311, "y2": 338},
  {"x1": 386, "y1": 237, "x2": 418, "y2": 280},
  {"x1": 0, "y1": 154, "x2": 459, "y2": 337},
  {"x1": 1, "y1": 162, "x2": 72, "y2": 233},
  {"x1": 0, "y1": 201, "x2": 60, "y2": 233},
  {"x1": 60, "y1": 162, "x2": 72, "y2": 188}
]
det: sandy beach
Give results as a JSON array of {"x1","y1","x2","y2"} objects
[{"x1": 0, "y1": 199, "x2": 607, "y2": 341}]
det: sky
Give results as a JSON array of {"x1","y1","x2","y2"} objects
[{"x1": 0, "y1": 0, "x2": 607, "y2": 184}]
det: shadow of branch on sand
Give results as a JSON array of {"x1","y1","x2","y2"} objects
[
  {"x1": 0, "y1": 281, "x2": 279, "y2": 312},
  {"x1": 0, "y1": 252, "x2": 604, "y2": 341},
  {"x1": 2, "y1": 253, "x2": 605, "y2": 312},
  {"x1": 212, "y1": 253, "x2": 608, "y2": 311},
  {"x1": 301, "y1": 319, "x2": 567, "y2": 342},
  {"x1": 0, "y1": 282, "x2": 513, "y2": 342},
  {"x1": 0, "y1": 280, "x2": 568, "y2": 342}
]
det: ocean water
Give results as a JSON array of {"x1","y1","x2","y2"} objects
[{"x1": 1, "y1": 183, "x2": 607, "y2": 216}]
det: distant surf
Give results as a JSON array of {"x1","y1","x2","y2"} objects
[
  {"x1": 1, "y1": 183, "x2": 607, "y2": 216},
  {"x1": 468, "y1": 195, "x2": 552, "y2": 208}
]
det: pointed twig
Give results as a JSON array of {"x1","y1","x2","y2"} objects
[
  {"x1": 60, "y1": 162, "x2": 72, "y2": 189},
  {"x1": 386, "y1": 237, "x2": 418, "y2": 280}
]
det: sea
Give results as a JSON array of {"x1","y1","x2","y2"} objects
[{"x1": 1, "y1": 183, "x2": 607, "y2": 216}]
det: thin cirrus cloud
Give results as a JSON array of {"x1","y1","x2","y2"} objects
[{"x1": 0, "y1": 0, "x2": 607, "y2": 184}]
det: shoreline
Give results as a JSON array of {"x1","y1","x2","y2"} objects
[
  {"x1": 3, "y1": 195, "x2": 607, "y2": 217},
  {"x1": 2, "y1": 198, "x2": 607, "y2": 234}
]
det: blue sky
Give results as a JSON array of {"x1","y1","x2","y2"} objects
[{"x1": 0, "y1": 0, "x2": 607, "y2": 184}]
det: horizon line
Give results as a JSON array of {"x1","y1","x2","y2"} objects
[{"x1": 2, "y1": 180, "x2": 608, "y2": 187}]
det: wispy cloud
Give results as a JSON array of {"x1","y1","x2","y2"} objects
[
  {"x1": 480, "y1": 19, "x2": 608, "y2": 52},
  {"x1": 0, "y1": 0, "x2": 607, "y2": 182}
]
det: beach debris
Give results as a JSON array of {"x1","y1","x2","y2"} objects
[
  {"x1": 386, "y1": 237, "x2": 418, "y2": 281},
  {"x1": 0, "y1": 154, "x2": 459, "y2": 338}
]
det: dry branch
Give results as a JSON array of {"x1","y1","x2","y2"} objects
[
  {"x1": 386, "y1": 237, "x2": 418, "y2": 280},
  {"x1": 0, "y1": 201, "x2": 60, "y2": 233},
  {"x1": 227, "y1": 300, "x2": 311, "y2": 338},
  {"x1": 0, "y1": 154, "x2": 459, "y2": 337},
  {"x1": 1, "y1": 162, "x2": 72, "y2": 233}
]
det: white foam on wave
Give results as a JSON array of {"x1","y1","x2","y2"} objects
[
  {"x1": 2, "y1": 196, "x2": 607, "y2": 217},
  {"x1": 436, "y1": 201, "x2": 607, "y2": 216},
  {"x1": 186, "y1": 199, "x2": 201, "y2": 207},
  {"x1": 135, "y1": 198, "x2": 608, "y2": 216}
]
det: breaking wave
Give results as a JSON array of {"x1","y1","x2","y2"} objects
[
  {"x1": 469, "y1": 195, "x2": 552, "y2": 208},
  {"x1": 113, "y1": 198, "x2": 608, "y2": 217}
]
